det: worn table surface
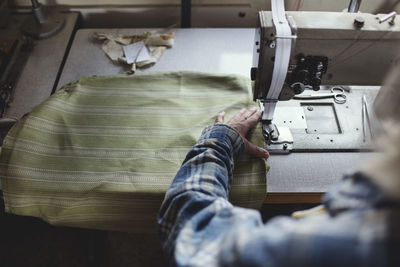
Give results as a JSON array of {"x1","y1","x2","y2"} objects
[
  {"x1": 5, "y1": 12, "x2": 79, "y2": 120},
  {"x1": 57, "y1": 28, "x2": 376, "y2": 203},
  {"x1": 0, "y1": 12, "x2": 78, "y2": 190}
]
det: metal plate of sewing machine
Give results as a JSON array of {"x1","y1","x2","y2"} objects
[{"x1": 272, "y1": 87, "x2": 379, "y2": 151}]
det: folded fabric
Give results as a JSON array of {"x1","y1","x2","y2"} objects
[
  {"x1": 0, "y1": 71, "x2": 267, "y2": 233},
  {"x1": 93, "y1": 31, "x2": 174, "y2": 73}
]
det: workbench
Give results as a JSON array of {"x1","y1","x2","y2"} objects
[
  {"x1": 0, "y1": 11, "x2": 78, "y2": 188},
  {"x1": 4, "y1": 12, "x2": 79, "y2": 120},
  {"x1": 57, "y1": 28, "x2": 374, "y2": 204}
]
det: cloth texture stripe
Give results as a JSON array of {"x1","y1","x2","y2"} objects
[{"x1": 0, "y1": 71, "x2": 267, "y2": 233}]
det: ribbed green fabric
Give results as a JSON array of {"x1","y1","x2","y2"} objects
[{"x1": 0, "y1": 71, "x2": 267, "y2": 233}]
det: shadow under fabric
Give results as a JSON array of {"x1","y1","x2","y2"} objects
[{"x1": 0, "y1": 71, "x2": 268, "y2": 233}]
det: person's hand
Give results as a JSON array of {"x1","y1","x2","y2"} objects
[{"x1": 215, "y1": 107, "x2": 269, "y2": 159}]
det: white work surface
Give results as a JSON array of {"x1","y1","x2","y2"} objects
[{"x1": 57, "y1": 28, "x2": 371, "y2": 203}]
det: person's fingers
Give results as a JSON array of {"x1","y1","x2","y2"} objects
[
  {"x1": 246, "y1": 110, "x2": 262, "y2": 128},
  {"x1": 244, "y1": 139, "x2": 269, "y2": 159},
  {"x1": 242, "y1": 111, "x2": 251, "y2": 120},
  {"x1": 229, "y1": 107, "x2": 257, "y2": 124},
  {"x1": 231, "y1": 108, "x2": 246, "y2": 121},
  {"x1": 245, "y1": 106, "x2": 258, "y2": 118},
  {"x1": 215, "y1": 111, "x2": 226, "y2": 124},
  {"x1": 222, "y1": 107, "x2": 267, "y2": 159},
  {"x1": 238, "y1": 108, "x2": 247, "y2": 115},
  {"x1": 241, "y1": 107, "x2": 256, "y2": 120}
]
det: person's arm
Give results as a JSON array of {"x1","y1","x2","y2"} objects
[
  {"x1": 158, "y1": 108, "x2": 391, "y2": 267},
  {"x1": 158, "y1": 107, "x2": 269, "y2": 265}
]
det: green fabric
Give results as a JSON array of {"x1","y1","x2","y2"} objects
[{"x1": 0, "y1": 71, "x2": 267, "y2": 233}]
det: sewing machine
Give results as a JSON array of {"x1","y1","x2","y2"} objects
[{"x1": 252, "y1": 1, "x2": 400, "y2": 153}]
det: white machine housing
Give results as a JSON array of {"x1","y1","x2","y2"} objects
[
  {"x1": 251, "y1": 10, "x2": 400, "y2": 152},
  {"x1": 252, "y1": 11, "x2": 400, "y2": 103}
]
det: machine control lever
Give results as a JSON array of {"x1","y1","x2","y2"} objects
[
  {"x1": 288, "y1": 55, "x2": 328, "y2": 92},
  {"x1": 379, "y1": 11, "x2": 397, "y2": 25}
]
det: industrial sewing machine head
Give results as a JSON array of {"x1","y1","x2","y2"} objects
[{"x1": 251, "y1": 1, "x2": 400, "y2": 153}]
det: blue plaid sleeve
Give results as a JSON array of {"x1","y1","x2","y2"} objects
[{"x1": 158, "y1": 124, "x2": 398, "y2": 267}]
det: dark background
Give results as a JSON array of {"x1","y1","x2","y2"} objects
[{"x1": 0, "y1": 199, "x2": 316, "y2": 267}]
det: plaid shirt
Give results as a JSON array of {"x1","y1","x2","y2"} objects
[{"x1": 158, "y1": 124, "x2": 400, "y2": 266}]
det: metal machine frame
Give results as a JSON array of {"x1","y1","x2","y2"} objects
[{"x1": 252, "y1": 1, "x2": 400, "y2": 153}]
